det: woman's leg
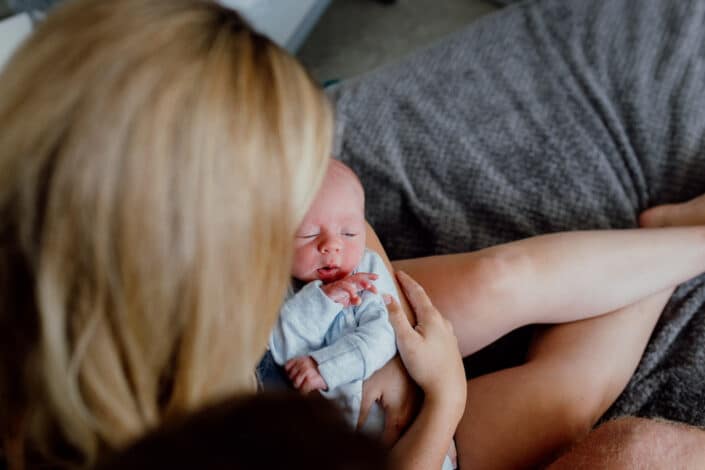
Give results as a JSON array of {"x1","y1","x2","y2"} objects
[
  {"x1": 393, "y1": 226, "x2": 705, "y2": 357},
  {"x1": 403, "y1": 283, "x2": 669, "y2": 469},
  {"x1": 393, "y1": 236, "x2": 677, "y2": 467},
  {"x1": 390, "y1": 203, "x2": 705, "y2": 468}
]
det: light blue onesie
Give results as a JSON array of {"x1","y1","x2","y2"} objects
[{"x1": 269, "y1": 249, "x2": 397, "y2": 428}]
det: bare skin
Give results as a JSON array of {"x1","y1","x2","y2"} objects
[
  {"x1": 284, "y1": 356, "x2": 327, "y2": 394},
  {"x1": 385, "y1": 272, "x2": 466, "y2": 470},
  {"x1": 640, "y1": 193, "x2": 705, "y2": 228},
  {"x1": 363, "y1": 194, "x2": 705, "y2": 469},
  {"x1": 548, "y1": 417, "x2": 705, "y2": 469}
]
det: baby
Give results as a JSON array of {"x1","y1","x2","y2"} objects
[
  {"x1": 268, "y1": 159, "x2": 397, "y2": 426},
  {"x1": 268, "y1": 160, "x2": 456, "y2": 470}
]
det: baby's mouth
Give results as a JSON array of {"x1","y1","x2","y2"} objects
[{"x1": 317, "y1": 265, "x2": 341, "y2": 281}]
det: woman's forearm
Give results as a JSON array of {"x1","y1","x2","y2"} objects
[{"x1": 383, "y1": 273, "x2": 467, "y2": 470}]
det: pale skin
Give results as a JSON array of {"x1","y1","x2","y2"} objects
[
  {"x1": 547, "y1": 417, "x2": 705, "y2": 469},
  {"x1": 284, "y1": 160, "x2": 381, "y2": 394},
  {"x1": 361, "y1": 192, "x2": 705, "y2": 469}
]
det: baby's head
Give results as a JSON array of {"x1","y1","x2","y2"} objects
[{"x1": 292, "y1": 160, "x2": 366, "y2": 283}]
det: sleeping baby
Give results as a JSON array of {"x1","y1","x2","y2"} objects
[{"x1": 268, "y1": 159, "x2": 455, "y2": 470}]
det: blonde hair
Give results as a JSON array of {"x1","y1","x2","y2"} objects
[{"x1": 0, "y1": 0, "x2": 331, "y2": 465}]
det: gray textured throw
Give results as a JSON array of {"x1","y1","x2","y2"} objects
[{"x1": 329, "y1": 0, "x2": 705, "y2": 426}]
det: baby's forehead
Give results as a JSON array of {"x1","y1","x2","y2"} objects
[
  {"x1": 299, "y1": 199, "x2": 364, "y2": 229},
  {"x1": 325, "y1": 160, "x2": 365, "y2": 204}
]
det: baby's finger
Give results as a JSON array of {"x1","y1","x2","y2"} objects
[
  {"x1": 353, "y1": 272, "x2": 378, "y2": 282},
  {"x1": 286, "y1": 360, "x2": 303, "y2": 378},
  {"x1": 350, "y1": 273, "x2": 378, "y2": 289},
  {"x1": 361, "y1": 280, "x2": 378, "y2": 294},
  {"x1": 339, "y1": 281, "x2": 358, "y2": 300},
  {"x1": 300, "y1": 377, "x2": 314, "y2": 395},
  {"x1": 293, "y1": 371, "x2": 306, "y2": 390},
  {"x1": 341, "y1": 282, "x2": 361, "y2": 305},
  {"x1": 396, "y1": 271, "x2": 435, "y2": 323}
]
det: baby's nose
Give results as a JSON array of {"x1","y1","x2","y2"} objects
[{"x1": 319, "y1": 235, "x2": 342, "y2": 254}]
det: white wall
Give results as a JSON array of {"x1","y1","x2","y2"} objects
[
  {"x1": 219, "y1": 0, "x2": 328, "y2": 51},
  {"x1": 0, "y1": 14, "x2": 32, "y2": 71}
]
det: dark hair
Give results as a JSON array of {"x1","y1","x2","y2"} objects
[{"x1": 95, "y1": 392, "x2": 389, "y2": 470}]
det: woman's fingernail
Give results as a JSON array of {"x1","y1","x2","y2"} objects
[{"x1": 383, "y1": 294, "x2": 392, "y2": 305}]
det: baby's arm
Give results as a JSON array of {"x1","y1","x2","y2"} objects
[
  {"x1": 268, "y1": 282, "x2": 343, "y2": 365},
  {"x1": 310, "y1": 252, "x2": 398, "y2": 390},
  {"x1": 309, "y1": 298, "x2": 396, "y2": 390},
  {"x1": 284, "y1": 293, "x2": 396, "y2": 394},
  {"x1": 270, "y1": 273, "x2": 381, "y2": 362}
]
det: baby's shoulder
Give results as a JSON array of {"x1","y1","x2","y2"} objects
[{"x1": 356, "y1": 249, "x2": 387, "y2": 275}]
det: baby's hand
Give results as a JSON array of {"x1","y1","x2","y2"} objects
[
  {"x1": 285, "y1": 356, "x2": 328, "y2": 394},
  {"x1": 321, "y1": 272, "x2": 378, "y2": 307}
]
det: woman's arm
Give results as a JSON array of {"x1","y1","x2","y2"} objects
[
  {"x1": 384, "y1": 272, "x2": 466, "y2": 470},
  {"x1": 358, "y1": 222, "x2": 421, "y2": 445}
]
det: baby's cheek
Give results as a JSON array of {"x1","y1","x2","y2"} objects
[
  {"x1": 291, "y1": 247, "x2": 315, "y2": 279},
  {"x1": 346, "y1": 240, "x2": 366, "y2": 269}
]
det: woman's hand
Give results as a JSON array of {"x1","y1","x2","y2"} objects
[
  {"x1": 386, "y1": 271, "x2": 466, "y2": 412},
  {"x1": 383, "y1": 271, "x2": 467, "y2": 470},
  {"x1": 358, "y1": 355, "x2": 421, "y2": 446}
]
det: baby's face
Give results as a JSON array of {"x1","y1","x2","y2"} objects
[{"x1": 292, "y1": 163, "x2": 366, "y2": 284}]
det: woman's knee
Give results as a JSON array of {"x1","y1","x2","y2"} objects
[{"x1": 465, "y1": 249, "x2": 535, "y2": 309}]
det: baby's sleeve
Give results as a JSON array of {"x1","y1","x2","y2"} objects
[
  {"x1": 311, "y1": 251, "x2": 398, "y2": 389},
  {"x1": 268, "y1": 281, "x2": 343, "y2": 366}
]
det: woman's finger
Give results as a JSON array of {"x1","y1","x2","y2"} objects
[
  {"x1": 385, "y1": 294, "x2": 417, "y2": 347},
  {"x1": 396, "y1": 271, "x2": 435, "y2": 323},
  {"x1": 356, "y1": 391, "x2": 375, "y2": 430}
]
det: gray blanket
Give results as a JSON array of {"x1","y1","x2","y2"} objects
[{"x1": 329, "y1": 0, "x2": 705, "y2": 425}]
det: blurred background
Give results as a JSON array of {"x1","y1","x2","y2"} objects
[
  {"x1": 0, "y1": 0, "x2": 498, "y2": 78},
  {"x1": 298, "y1": 0, "x2": 496, "y2": 81}
]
